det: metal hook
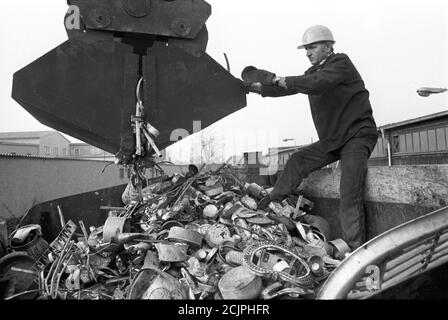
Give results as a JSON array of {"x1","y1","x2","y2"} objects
[{"x1": 136, "y1": 77, "x2": 144, "y2": 104}]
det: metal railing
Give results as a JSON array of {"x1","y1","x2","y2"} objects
[{"x1": 316, "y1": 206, "x2": 448, "y2": 299}]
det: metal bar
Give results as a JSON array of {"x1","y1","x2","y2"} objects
[
  {"x1": 354, "y1": 280, "x2": 367, "y2": 289},
  {"x1": 347, "y1": 289, "x2": 376, "y2": 300},
  {"x1": 384, "y1": 242, "x2": 433, "y2": 271},
  {"x1": 398, "y1": 230, "x2": 447, "y2": 254},
  {"x1": 431, "y1": 239, "x2": 448, "y2": 256},
  {"x1": 317, "y1": 206, "x2": 448, "y2": 299},
  {"x1": 382, "y1": 233, "x2": 448, "y2": 272},
  {"x1": 425, "y1": 254, "x2": 448, "y2": 271},
  {"x1": 142, "y1": 126, "x2": 162, "y2": 157},
  {"x1": 10, "y1": 267, "x2": 36, "y2": 275},
  {"x1": 4, "y1": 289, "x2": 42, "y2": 300},
  {"x1": 383, "y1": 252, "x2": 428, "y2": 282},
  {"x1": 430, "y1": 246, "x2": 448, "y2": 262},
  {"x1": 57, "y1": 205, "x2": 66, "y2": 229},
  {"x1": 223, "y1": 53, "x2": 230, "y2": 72},
  {"x1": 100, "y1": 206, "x2": 127, "y2": 211},
  {"x1": 78, "y1": 220, "x2": 89, "y2": 240},
  {"x1": 381, "y1": 262, "x2": 423, "y2": 291}
]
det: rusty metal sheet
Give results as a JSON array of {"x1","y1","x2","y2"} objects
[{"x1": 68, "y1": 0, "x2": 211, "y2": 39}]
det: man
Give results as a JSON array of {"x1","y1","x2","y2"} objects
[{"x1": 244, "y1": 25, "x2": 378, "y2": 250}]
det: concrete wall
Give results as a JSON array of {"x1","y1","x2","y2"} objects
[
  {"x1": 40, "y1": 132, "x2": 70, "y2": 156},
  {"x1": 0, "y1": 155, "x2": 129, "y2": 219}
]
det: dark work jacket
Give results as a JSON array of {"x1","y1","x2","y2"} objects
[{"x1": 261, "y1": 53, "x2": 378, "y2": 153}]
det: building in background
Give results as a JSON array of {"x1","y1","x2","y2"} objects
[
  {"x1": 262, "y1": 110, "x2": 448, "y2": 168},
  {"x1": 0, "y1": 131, "x2": 70, "y2": 157},
  {"x1": 69, "y1": 142, "x2": 115, "y2": 161},
  {"x1": 370, "y1": 110, "x2": 448, "y2": 166},
  {"x1": 266, "y1": 146, "x2": 307, "y2": 167},
  {"x1": 227, "y1": 154, "x2": 244, "y2": 166},
  {"x1": 0, "y1": 131, "x2": 116, "y2": 160},
  {"x1": 0, "y1": 131, "x2": 121, "y2": 161}
]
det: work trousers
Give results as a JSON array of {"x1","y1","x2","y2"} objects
[{"x1": 270, "y1": 129, "x2": 378, "y2": 250}]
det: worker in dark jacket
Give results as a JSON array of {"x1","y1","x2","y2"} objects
[{"x1": 244, "y1": 25, "x2": 378, "y2": 250}]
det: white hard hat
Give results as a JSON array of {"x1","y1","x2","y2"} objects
[{"x1": 298, "y1": 25, "x2": 335, "y2": 49}]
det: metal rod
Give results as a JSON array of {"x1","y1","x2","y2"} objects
[
  {"x1": 430, "y1": 246, "x2": 448, "y2": 262},
  {"x1": 223, "y1": 53, "x2": 230, "y2": 72},
  {"x1": 142, "y1": 126, "x2": 162, "y2": 157},
  {"x1": 78, "y1": 220, "x2": 89, "y2": 240},
  {"x1": 100, "y1": 206, "x2": 127, "y2": 211},
  {"x1": 135, "y1": 103, "x2": 142, "y2": 156},
  {"x1": 384, "y1": 242, "x2": 433, "y2": 270},
  {"x1": 4, "y1": 289, "x2": 42, "y2": 300},
  {"x1": 383, "y1": 253, "x2": 428, "y2": 281},
  {"x1": 57, "y1": 205, "x2": 66, "y2": 229},
  {"x1": 381, "y1": 262, "x2": 423, "y2": 291},
  {"x1": 13, "y1": 207, "x2": 33, "y2": 232},
  {"x1": 384, "y1": 232, "x2": 448, "y2": 270},
  {"x1": 401, "y1": 234, "x2": 437, "y2": 251},
  {"x1": 425, "y1": 253, "x2": 448, "y2": 271},
  {"x1": 430, "y1": 239, "x2": 448, "y2": 255},
  {"x1": 346, "y1": 289, "x2": 375, "y2": 300}
]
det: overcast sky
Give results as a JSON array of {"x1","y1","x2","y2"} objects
[{"x1": 1, "y1": 0, "x2": 447, "y2": 162}]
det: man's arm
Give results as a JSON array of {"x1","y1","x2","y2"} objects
[
  {"x1": 260, "y1": 85, "x2": 299, "y2": 97},
  {"x1": 284, "y1": 54, "x2": 354, "y2": 95}
]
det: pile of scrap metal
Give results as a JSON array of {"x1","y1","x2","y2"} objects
[{"x1": 0, "y1": 165, "x2": 352, "y2": 300}]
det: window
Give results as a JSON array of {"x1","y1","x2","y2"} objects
[
  {"x1": 54, "y1": 147, "x2": 58, "y2": 155},
  {"x1": 62, "y1": 148, "x2": 67, "y2": 156},
  {"x1": 44, "y1": 146, "x2": 50, "y2": 155},
  {"x1": 75, "y1": 148, "x2": 80, "y2": 156},
  {"x1": 119, "y1": 168, "x2": 124, "y2": 179}
]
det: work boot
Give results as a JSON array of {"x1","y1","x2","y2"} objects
[{"x1": 257, "y1": 195, "x2": 271, "y2": 210}]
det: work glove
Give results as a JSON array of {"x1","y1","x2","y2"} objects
[
  {"x1": 272, "y1": 76, "x2": 288, "y2": 89},
  {"x1": 244, "y1": 83, "x2": 262, "y2": 94},
  {"x1": 241, "y1": 66, "x2": 276, "y2": 86}
]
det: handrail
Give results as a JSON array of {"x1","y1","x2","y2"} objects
[{"x1": 316, "y1": 206, "x2": 448, "y2": 299}]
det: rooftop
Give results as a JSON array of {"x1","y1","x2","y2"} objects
[
  {"x1": 0, "y1": 153, "x2": 113, "y2": 162},
  {"x1": 0, "y1": 131, "x2": 55, "y2": 139},
  {"x1": 0, "y1": 130, "x2": 71, "y2": 143},
  {"x1": 379, "y1": 110, "x2": 448, "y2": 131}
]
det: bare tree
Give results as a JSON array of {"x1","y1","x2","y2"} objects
[{"x1": 200, "y1": 131, "x2": 217, "y2": 164}]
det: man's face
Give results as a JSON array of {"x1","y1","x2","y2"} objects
[{"x1": 304, "y1": 42, "x2": 331, "y2": 66}]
